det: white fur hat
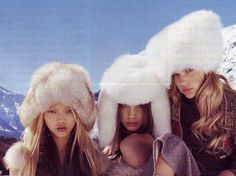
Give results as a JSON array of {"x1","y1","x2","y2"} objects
[
  {"x1": 145, "y1": 10, "x2": 223, "y2": 88},
  {"x1": 98, "y1": 54, "x2": 171, "y2": 147},
  {"x1": 20, "y1": 62, "x2": 95, "y2": 130}
]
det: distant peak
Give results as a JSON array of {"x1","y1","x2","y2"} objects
[{"x1": 0, "y1": 86, "x2": 13, "y2": 95}]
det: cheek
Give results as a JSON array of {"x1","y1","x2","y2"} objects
[
  {"x1": 194, "y1": 76, "x2": 204, "y2": 90},
  {"x1": 44, "y1": 118, "x2": 55, "y2": 130},
  {"x1": 120, "y1": 115, "x2": 126, "y2": 125},
  {"x1": 67, "y1": 115, "x2": 76, "y2": 126},
  {"x1": 120, "y1": 113, "x2": 128, "y2": 126},
  {"x1": 120, "y1": 110, "x2": 128, "y2": 119},
  {"x1": 174, "y1": 78, "x2": 181, "y2": 88},
  {"x1": 137, "y1": 111, "x2": 144, "y2": 122}
]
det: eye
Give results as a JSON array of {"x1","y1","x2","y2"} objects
[
  {"x1": 66, "y1": 109, "x2": 73, "y2": 114},
  {"x1": 47, "y1": 109, "x2": 56, "y2": 114},
  {"x1": 136, "y1": 105, "x2": 143, "y2": 108},
  {"x1": 185, "y1": 69, "x2": 193, "y2": 73},
  {"x1": 172, "y1": 73, "x2": 179, "y2": 77}
]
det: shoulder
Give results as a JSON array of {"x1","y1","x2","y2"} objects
[
  {"x1": 107, "y1": 163, "x2": 143, "y2": 176},
  {"x1": 4, "y1": 141, "x2": 28, "y2": 171},
  {"x1": 223, "y1": 89, "x2": 236, "y2": 129},
  {"x1": 224, "y1": 89, "x2": 236, "y2": 113},
  {"x1": 224, "y1": 88, "x2": 236, "y2": 102}
]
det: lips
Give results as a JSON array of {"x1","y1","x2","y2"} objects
[
  {"x1": 182, "y1": 88, "x2": 192, "y2": 93},
  {"x1": 57, "y1": 126, "x2": 67, "y2": 132},
  {"x1": 127, "y1": 122, "x2": 138, "y2": 127}
]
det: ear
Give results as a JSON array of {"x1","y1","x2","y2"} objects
[{"x1": 98, "y1": 90, "x2": 118, "y2": 147}]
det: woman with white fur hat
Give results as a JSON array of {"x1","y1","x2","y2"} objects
[
  {"x1": 145, "y1": 10, "x2": 236, "y2": 176},
  {"x1": 97, "y1": 54, "x2": 171, "y2": 175},
  {"x1": 4, "y1": 62, "x2": 110, "y2": 176}
]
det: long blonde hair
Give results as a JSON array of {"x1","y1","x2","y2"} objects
[
  {"x1": 19, "y1": 103, "x2": 100, "y2": 176},
  {"x1": 169, "y1": 71, "x2": 235, "y2": 153}
]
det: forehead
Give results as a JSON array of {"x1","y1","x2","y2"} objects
[
  {"x1": 121, "y1": 103, "x2": 142, "y2": 107},
  {"x1": 48, "y1": 103, "x2": 71, "y2": 109}
]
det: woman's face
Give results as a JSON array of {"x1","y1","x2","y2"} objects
[
  {"x1": 173, "y1": 69, "x2": 204, "y2": 99},
  {"x1": 44, "y1": 103, "x2": 76, "y2": 140},
  {"x1": 120, "y1": 104, "x2": 144, "y2": 132}
]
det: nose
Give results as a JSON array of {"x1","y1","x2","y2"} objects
[
  {"x1": 179, "y1": 75, "x2": 188, "y2": 86},
  {"x1": 57, "y1": 113, "x2": 65, "y2": 123},
  {"x1": 128, "y1": 107, "x2": 136, "y2": 118}
]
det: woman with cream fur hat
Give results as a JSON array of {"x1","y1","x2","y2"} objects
[
  {"x1": 98, "y1": 54, "x2": 171, "y2": 175},
  {"x1": 4, "y1": 62, "x2": 110, "y2": 176},
  {"x1": 145, "y1": 10, "x2": 236, "y2": 176}
]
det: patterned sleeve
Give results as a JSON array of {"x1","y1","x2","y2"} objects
[{"x1": 225, "y1": 89, "x2": 236, "y2": 171}]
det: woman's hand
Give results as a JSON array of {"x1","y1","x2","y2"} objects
[
  {"x1": 218, "y1": 170, "x2": 235, "y2": 176},
  {"x1": 10, "y1": 169, "x2": 20, "y2": 176},
  {"x1": 103, "y1": 146, "x2": 113, "y2": 155}
]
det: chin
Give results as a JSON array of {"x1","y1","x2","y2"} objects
[
  {"x1": 55, "y1": 133, "x2": 70, "y2": 138},
  {"x1": 185, "y1": 94, "x2": 195, "y2": 99}
]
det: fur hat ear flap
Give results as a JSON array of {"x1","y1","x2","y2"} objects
[
  {"x1": 20, "y1": 89, "x2": 39, "y2": 127},
  {"x1": 145, "y1": 10, "x2": 223, "y2": 88},
  {"x1": 98, "y1": 90, "x2": 118, "y2": 147},
  {"x1": 151, "y1": 90, "x2": 171, "y2": 137},
  {"x1": 4, "y1": 142, "x2": 28, "y2": 171}
]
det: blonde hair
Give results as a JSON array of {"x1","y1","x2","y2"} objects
[
  {"x1": 169, "y1": 71, "x2": 235, "y2": 153},
  {"x1": 18, "y1": 99, "x2": 101, "y2": 176}
]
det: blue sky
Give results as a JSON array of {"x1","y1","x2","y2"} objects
[{"x1": 0, "y1": 0, "x2": 236, "y2": 95}]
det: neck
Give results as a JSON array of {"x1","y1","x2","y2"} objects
[
  {"x1": 53, "y1": 136, "x2": 70, "y2": 165},
  {"x1": 181, "y1": 94, "x2": 196, "y2": 105}
]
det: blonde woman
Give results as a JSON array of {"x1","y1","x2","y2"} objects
[
  {"x1": 4, "y1": 62, "x2": 109, "y2": 176},
  {"x1": 98, "y1": 54, "x2": 171, "y2": 175},
  {"x1": 145, "y1": 10, "x2": 236, "y2": 176}
]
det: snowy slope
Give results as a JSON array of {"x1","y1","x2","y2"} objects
[
  {"x1": 218, "y1": 24, "x2": 236, "y2": 89},
  {"x1": 0, "y1": 86, "x2": 24, "y2": 138}
]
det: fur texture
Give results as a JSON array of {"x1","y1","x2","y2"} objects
[
  {"x1": 4, "y1": 141, "x2": 110, "y2": 175},
  {"x1": 19, "y1": 62, "x2": 95, "y2": 130},
  {"x1": 145, "y1": 10, "x2": 223, "y2": 88},
  {"x1": 4, "y1": 142, "x2": 28, "y2": 171},
  {"x1": 98, "y1": 54, "x2": 171, "y2": 147},
  {"x1": 106, "y1": 162, "x2": 143, "y2": 176}
]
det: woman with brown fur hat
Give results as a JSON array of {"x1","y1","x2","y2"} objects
[{"x1": 4, "y1": 62, "x2": 110, "y2": 176}]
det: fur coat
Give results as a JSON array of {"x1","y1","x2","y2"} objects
[
  {"x1": 4, "y1": 141, "x2": 111, "y2": 176},
  {"x1": 4, "y1": 141, "x2": 151, "y2": 176}
]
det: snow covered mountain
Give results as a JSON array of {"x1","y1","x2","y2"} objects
[
  {"x1": 218, "y1": 24, "x2": 236, "y2": 89},
  {"x1": 0, "y1": 86, "x2": 24, "y2": 138}
]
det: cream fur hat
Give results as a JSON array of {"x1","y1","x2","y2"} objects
[
  {"x1": 20, "y1": 62, "x2": 95, "y2": 130},
  {"x1": 145, "y1": 10, "x2": 223, "y2": 88},
  {"x1": 98, "y1": 54, "x2": 171, "y2": 147}
]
